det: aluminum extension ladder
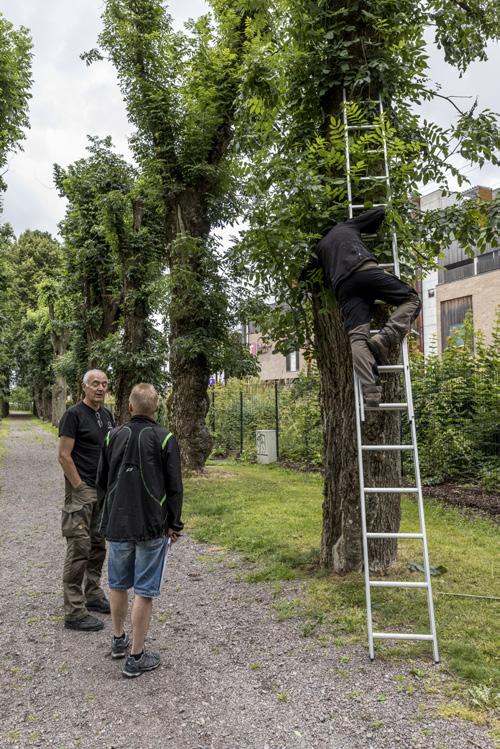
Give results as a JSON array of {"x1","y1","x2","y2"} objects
[{"x1": 342, "y1": 90, "x2": 439, "y2": 662}]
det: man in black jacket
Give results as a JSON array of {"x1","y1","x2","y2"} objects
[
  {"x1": 299, "y1": 207, "x2": 421, "y2": 406},
  {"x1": 96, "y1": 383, "x2": 183, "y2": 678}
]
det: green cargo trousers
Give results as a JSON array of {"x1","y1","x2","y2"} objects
[{"x1": 62, "y1": 479, "x2": 106, "y2": 621}]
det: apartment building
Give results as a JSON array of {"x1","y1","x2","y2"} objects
[
  {"x1": 241, "y1": 322, "x2": 307, "y2": 381},
  {"x1": 420, "y1": 185, "x2": 500, "y2": 355}
]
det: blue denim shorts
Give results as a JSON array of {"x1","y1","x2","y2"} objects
[{"x1": 108, "y1": 537, "x2": 169, "y2": 598}]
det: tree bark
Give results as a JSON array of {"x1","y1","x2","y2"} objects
[
  {"x1": 165, "y1": 192, "x2": 214, "y2": 469},
  {"x1": 314, "y1": 292, "x2": 401, "y2": 573},
  {"x1": 51, "y1": 376, "x2": 67, "y2": 427},
  {"x1": 48, "y1": 302, "x2": 69, "y2": 427}
]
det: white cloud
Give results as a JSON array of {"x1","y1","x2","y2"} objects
[{"x1": 1, "y1": 0, "x2": 498, "y2": 237}]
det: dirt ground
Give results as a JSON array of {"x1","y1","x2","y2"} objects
[{"x1": 0, "y1": 417, "x2": 495, "y2": 749}]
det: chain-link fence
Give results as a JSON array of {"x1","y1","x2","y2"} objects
[
  {"x1": 208, "y1": 364, "x2": 500, "y2": 490},
  {"x1": 207, "y1": 377, "x2": 322, "y2": 466}
]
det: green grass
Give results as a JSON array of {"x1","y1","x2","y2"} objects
[{"x1": 186, "y1": 462, "x2": 499, "y2": 690}]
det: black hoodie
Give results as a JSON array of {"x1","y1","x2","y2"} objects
[
  {"x1": 96, "y1": 415, "x2": 183, "y2": 542},
  {"x1": 299, "y1": 206, "x2": 386, "y2": 293}
]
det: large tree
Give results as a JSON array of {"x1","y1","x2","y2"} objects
[
  {"x1": 238, "y1": 0, "x2": 500, "y2": 572},
  {"x1": 87, "y1": 0, "x2": 269, "y2": 468}
]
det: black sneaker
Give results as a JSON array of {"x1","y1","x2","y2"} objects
[
  {"x1": 111, "y1": 632, "x2": 130, "y2": 659},
  {"x1": 65, "y1": 614, "x2": 104, "y2": 632},
  {"x1": 87, "y1": 597, "x2": 111, "y2": 614},
  {"x1": 122, "y1": 650, "x2": 161, "y2": 678}
]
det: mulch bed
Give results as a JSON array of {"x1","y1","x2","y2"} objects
[{"x1": 422, "y1": 483, "x2": 499, "y2": 519}]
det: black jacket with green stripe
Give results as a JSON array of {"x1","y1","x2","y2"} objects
[{"x1": 96, "y1": 415, "x2": 183, "y2": 542}]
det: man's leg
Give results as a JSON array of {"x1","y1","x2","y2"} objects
[
  {"x1": 108, "y1": 541, "x2": 134, "y2": 658},
  {"x1": 348, "y1": 323, "x2": 382, "y2": 406},
  {"x1": 364, "y1": 269, "x2": 422, "y2": 363},
  {"x1": 121, "y1": 537, "x2": 168, "y2": 677},
  {"x1": 62, "y1": 481, "x2": 94, "y2": 623},
  {"x1": 130, "y1": 595, "x2": 153, "y2": 655},
  {"x1": 337, "y1": 278, "x2": 382, "y2": 406},
  {"x1": 84, "y1": 499, "x2": 108, "y2": 611},
  {"x1": 110, "y1": 590, "x2": 129, "y2": 638}
]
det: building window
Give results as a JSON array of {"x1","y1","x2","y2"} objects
[
  {"x1": 440, "y1": 296, "x2": 473, "y2": 349},
  {"x1": 477, "y1": 249, "x2": 500, "y2": 275},
  {"x1": 286, "y1": 351, "x2": 300, "y2": 372}
]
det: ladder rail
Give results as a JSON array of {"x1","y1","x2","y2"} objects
[
  {"x1": 353, "y1": 369, "x2": 375, "y2": 660},
  {"x1": 402, "y1": 337, "x2": 440, "y2": 662},
  {"x1": 343, "y1": 90, "x2": 440, "y2": 663}
]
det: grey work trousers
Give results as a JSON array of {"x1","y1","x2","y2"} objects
[
  {"x1": 61, "y1": 479, "x2": 107, "y2": 621},
  {"x1": 339, "y1": 265, "x2": 421, "y2": 389}
]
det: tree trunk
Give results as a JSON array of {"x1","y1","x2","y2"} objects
[
  {"x1": 166, "y1": 193, "x2": 214, "y2": 470},
  {"x1": 51, "y1": 375, "x2": 67, "y2": 427},
  {"x1": 314, "y1": 293, "x2": 361, "y2": 572},
  {"x1": 314, "y1": 294, "x2": 401, "y2": 573},
  {"x1": 114, "y1": 310, "x2": 146, "y2": 425},
  {"x1": 41, "y1": 387, "x2": 52, "y2": 421}
]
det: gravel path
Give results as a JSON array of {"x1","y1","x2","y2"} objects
[{"x1": 0, "y1": 417, "x2": 494, "y2": 749}]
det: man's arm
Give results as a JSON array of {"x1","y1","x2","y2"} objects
[
  {"x1": 163, "y1": 436, "x2": 184, "y2": 534},
  {"x1": 298, "y1": 255, "x2": 322, "y2": 287},
  {"x1": 58, "y1": 437, "x2": 82, "y2": 489},
  {"x1": 349, "y1": 206, "x2": 386, "y2": 234},
  {"x1": 95, "y1": 441, "x2": 110, "y2": 497}
]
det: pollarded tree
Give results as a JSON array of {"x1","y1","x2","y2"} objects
[
  {"x1": 238, "y1": 0, "x2": 500, "y2": 572},
  {"x1": 87, "y1": 0, "x2": 270, "y2": 468}
]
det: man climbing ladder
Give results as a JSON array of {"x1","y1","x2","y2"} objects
[{"x1": 298, "y1": 205, "x2": 421, "y2": 406}]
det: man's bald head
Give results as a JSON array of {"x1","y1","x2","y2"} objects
[
  {"x1": 129, "y1": 383, "x2": 159, "y2": 417},
  {"x1": 83, "y1": 369, "x2": 107, "y2": 385}
]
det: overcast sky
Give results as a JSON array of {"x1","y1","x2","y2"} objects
[{"x1": 1, "y1": 0, "x2": 499, "y2": 238}]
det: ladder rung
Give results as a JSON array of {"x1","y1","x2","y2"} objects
[
  {"x1": 365, "y1": 487, "x2": 419, "y2": 493},
  {"x1": 365, "y1": 402, "x2": 407, "y2": 410},
  {"x1": 373, "y1": 632, "x2": 434, "y2": 641},
  {"x1": 362, "y1": 445, "x2": 414, "y2": 451},
  {"x1": 366, "y1": 532, "x2": 423, "y2": 539},
  {"x1": 360, "y1": 233, "x2": 378, "y2": 238},
  {"x1": 359, "y1": 176, "x2": 387, "y2": 181},
  {"x1": 347, "y1": 124, "x2": 377, "y2": 130},
  {"x1": 365, "y1": 148, "x2": 384, "y2": 154},
  {"x1": 351, "y1": 203, "x2": 387, "y2": 209},
  {"x1": 378, "y1": 365, "x2": 404, "y2": 372},
  {"x1": 370, "y1": 581, "x2": 428, "y2": 589},
  {"x1": 379, "y1": 263, "x2": 395, "y2": 268}
]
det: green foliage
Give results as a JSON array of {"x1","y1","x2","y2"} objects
[
  {"x1": 410, "y1": 312, "x2": 500, "y2": 487},
  {"x1": 208, "y1": 314, "x2": 499, "y2": 488},
  {"x1": 0, "y1": 13, "x2": 32, "y2": 200},
  {"x1": 207, "y1": 371, "x2": 322, "y2": 465},
  {"x1": 235, "y1": 0, "x2": 500, "y2": 358}
]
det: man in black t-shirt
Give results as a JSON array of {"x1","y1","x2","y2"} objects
[{"x1": 58, "y1": 369, "x2": 114, "y2": 631}]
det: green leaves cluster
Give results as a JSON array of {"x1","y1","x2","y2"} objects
[
  {"x1": 410, "y1": 312, "x2": 500, "y2": 487},
  {"x1": 234, "y1": 0, "x2": 500, "y2": 355},
  {"x1": 0, "y1": 13, "x2": 32, "y2": 201}
]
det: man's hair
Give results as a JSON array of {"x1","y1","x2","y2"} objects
[
  {"x1": 82, "y1": 369, "x2": 107, "y2": 385},
  {"x1": 129, "y1": 383, "x2": 159, "y2": 416}
]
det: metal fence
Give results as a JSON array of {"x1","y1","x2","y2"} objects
[{"x1": 207, "y1": 369, "x2": 500, "y2": 490}]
